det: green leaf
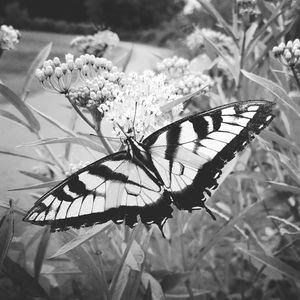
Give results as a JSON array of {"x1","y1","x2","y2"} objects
[
  {"x1": 203, "y1": 35, "x2": 239, "y2": 84},
  {"x1": 57, "y1": 231, "x2": 107, "y2": 299},
  {"x1": 197, "y1": 0, "x2": 238, "y2": 45},
  {"x1": 141, "y1": 272, "x2": 165, "y2": 300},
  {"x1": 121, "y1": 44, "x2": 134, "y2": 72},
  {"x1": 0, "y1": 109, "x2": 32, "y2": 131},
  {"x1": 0, "y1": 202, "x2": 14, "y2": 270},
  {"x1": 49, "y1": 223, "x2": 113, "y2": 258},
  {"x1": 268, "y1": 181, "x2": 300, "y2": 195},
  {"x1": 19, "y1": 170, "x2": 53, "y2": 182},
  {"x1": 160, "y1": 88, "x2": 208, "y2": 113},
  {"x1": 160, "y1": 272, "x2": 191, "y2": 293},
  {"x1": 18, "y1": 136, "x2": 103, "y2": 152},
  {"x1": 110, "y1": 223, "x2": 143, "y2": 297},
  {"x1": 34, "y1": 226, "x2": 51, "y2": 280},
  {"x1": 21, "y1": 42, "x2": 52, "y2": 101},
  {"x1": 245, "y1": 9, "x2": 283, "y2": 59},
  {"x1": 0, "y1": 83, "x2": 40, "y2": 131},
  {"x1": 0, "y1": 146, "x2": 53, "y2": 165},
  {"x1": 197, "y1": 200, "x2": 265, "y2": 260},
  {"x1": 241, "y1": 70, "x2": 300, "y2": 119},
  {"x1": 260, "y1": 131, "x2": 300, "y2": 153},
  {"x1": 237, "y1": 247, "x2": 300, "y2": 281},
  {"x1": 28, "y1": 103, "x2": 77, "y2": 136},
  {"x1": 2, "y1": 256, "x2": 48, "y2": 298},
  {"x1": 9, "y1": 180, "x2": 60, "y2": 191}
]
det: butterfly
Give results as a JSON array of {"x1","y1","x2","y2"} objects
[{"x1": 23, "y1": 100, "x2": 274, "y2": 233}]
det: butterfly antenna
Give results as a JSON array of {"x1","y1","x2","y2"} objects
[
  {"x1": 116, "y1": 122, "x2": 128, "y2": 138},
  {"x1": 132, "y1": 101, "x2": 138, "y2": 139}
]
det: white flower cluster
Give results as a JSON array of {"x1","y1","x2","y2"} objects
[
  {"x1": 35, "y1": 54, "x2": 119, "y2": 94},
  {"x1": 70, "y1": 30, "x2": 120, "y2": 57},
  {"x1": 105, "y1": 70, "x2": 181, "y2": 139},
  {"x1": 0, "y1": 25, "x2": 20, "y2": 51},
  {"x1": 237, "y1": 0, "x2": 259, "y2": 17},
  {"x1": 157, "y1": 56, "x2": 214, "y2": 95},
  {"x1": 36, "y1": 54, "x2": 213, "y2": 140},
  {"x1": 273, "y1": 39, "x2": 300, "y2": 67},
  {"x1": 186, "y1": 28, "x2": 234, "y2": 57}
]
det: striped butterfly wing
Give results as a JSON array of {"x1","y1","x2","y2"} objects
[
  {"x1": 23, "y1": 151, "x2": 173, "y2": 231},
  {"x1": 143, "y1": 100, "x2": 274, "y2": 213}
]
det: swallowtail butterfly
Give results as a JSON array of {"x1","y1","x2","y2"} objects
[{"x1": 24, "y1": 100, "x2": 274, "y2": 233}]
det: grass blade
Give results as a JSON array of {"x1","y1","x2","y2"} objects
[
  {"x1": 0, "y1": 201, "x2": 14, "y2": 270},
  {"x1": 237, "y1": 247, "x2": 300, "y2": 281},
  {"x1": 22, "y1": 42, "x2": 52, "y2": 100},
  {"x1": 268, "y1": 181, "x2": 300, "y2": 195},
  {"x1": 49, "y1": 223, "x2": 113, "y2": 258},
  {"x1": 18, "y1": 136, "x2": 104, "y2": 152},
  {"x1": 196, "y1": 200, "x2": 265, "y2": 260},
  {"x1": 9, "y1": 180, "x2": 60, "y2": 191},
  {"x1": 141, "y1": 272, "x2": 165, "y2": 300},
  {"x1": 0, "y1": 83, "x2": 40, "y2": 132},
  {"x1": 110, "y1": 222, "x2": 143, "y2": 298},
  {"x1": 0, "y1": 109, "x2": 32, "y2": 131},
  {"x1": 28, "y1": 103, "x2": 78, "y2": 137},
  {"x1": 0, "y1": 146, "x2": 53, "y2": 165},
  {"x1": 34, "y1": 226, "x2": 51, "y2": 280},
  {"x1": 197, "y1": 0, "x2": 238, "y2": 46},
  {"x1": 2, "y1": 256, "x2": 49, "y2": 298}
]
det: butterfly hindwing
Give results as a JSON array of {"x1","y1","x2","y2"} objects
[
  {"x1": 24, "y1": 151, "x2": 173, "y2": 231},
  {"x1": 24, "y1": 100, "x2": 274, "y2": 232},
  {"x1": 143, "y1": 100, "x2": 274, "y2": 212}
]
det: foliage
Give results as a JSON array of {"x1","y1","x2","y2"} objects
[
  {"x1": 85, "y1": 0, "x2": 185, "y2": 30},
  {"x1": 1, "y1": 0, "x2": 300, "y2": 299}
]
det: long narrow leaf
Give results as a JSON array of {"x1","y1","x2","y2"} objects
[
  {"x1": 245, "y1": 10, "x2": 283, "y2": 59},
  {"x1": 241, "y1": 70, "x2": 300, "y2": 119},
  {"x1": 19, "y1": 170, "x2": 53, "y2": 182},
  {"x1": 121, "y1": 44, "x2": 134, "y2": 72},
  {"x1": 204, "y1": 36, "x2": 239, "y2": 83},
  {"x1": 237, "y1": 247, "x2": 300, "y2": 281},
  {"x1": 0, "y1": 202, "x2": 14, "y2": 270},
  {"x1": 260, "y1": 131, "x2": 300, "y2": 153},
  {"x1": 197, "y1": 200, "x2": 265, "y2": 260},
  {"x1": 9, "y1": 180, "x2": 61, "y2": 191},
  {"x1": 18, "y1": 136, "x2": 103, "y2": 152},
  {"x1": 49, "y1": 223, "x2": 113, "y2": 258},
  {"x1": 268, "y1": 181, "x2": 300, "y2": 195},
  {"x1": 0, "y1": 84, "x2": 40, "y2": 131},
  {"x1": 197, "y1": 0, "x2": 238, "y2": 45},
  {"x1": 34, "y1": 226, "x2": 51, "y2": 280},
  {"x1": 28, "y1": 103, "x2": 77, "y2": 137},
  {"x1": 2, "y1": 256, "x2": 48, "y2": 298},
  {"x1": 0, "y1": 146, "x2": 53, "y2": 165},
  {"x1": 110, "y1": 222, "x2": 143, "y2": 297},
  {"x1": 22, "y1": 43, "x2": 52, "y2": 100},
  {"x1": 0, "y1": 109, "x2": 32, "y2": 131}
]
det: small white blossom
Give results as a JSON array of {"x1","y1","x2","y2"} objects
[
  {"x1": 186, "y1": 28, "x2": 234, "y2": 57},
  {"x1": 0, "y1": 25, "x2": 20, "y2": 51},
  {"x1": 272, "y1": 39, "x2": 300, "y2": 67},
  {"x1": 70, "y1": 30, "x2": 120, "y2": 57}
]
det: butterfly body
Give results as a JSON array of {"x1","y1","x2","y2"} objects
[{"x1": 24, "y1": 100, "x2": 275, "y2": 233}]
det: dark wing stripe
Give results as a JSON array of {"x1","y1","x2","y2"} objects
[
  {"x1": 143, "y1": 100, "x2": 274, "y2": 214},
  {"x1": 165, "y1": 124, "x2": 181, "y2": 160}
]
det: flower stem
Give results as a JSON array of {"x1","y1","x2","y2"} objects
[
  {"x1": 291, "y1": 66, "x2": 300, "y2": 90},
  {"x1": 66, "y1": 95, "x2": 95, "y2": 130}
]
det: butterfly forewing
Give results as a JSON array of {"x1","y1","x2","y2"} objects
[
  {"x1": 24, "y1": 100, "x2": 274, "y2": 233},
  {"x1": 143, "y1": 100, "x2": 274, "y2": 212}
]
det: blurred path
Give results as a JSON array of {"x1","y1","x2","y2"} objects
[{"x1": 0, "y1": 42, "x2": 173, "y2": 212}]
